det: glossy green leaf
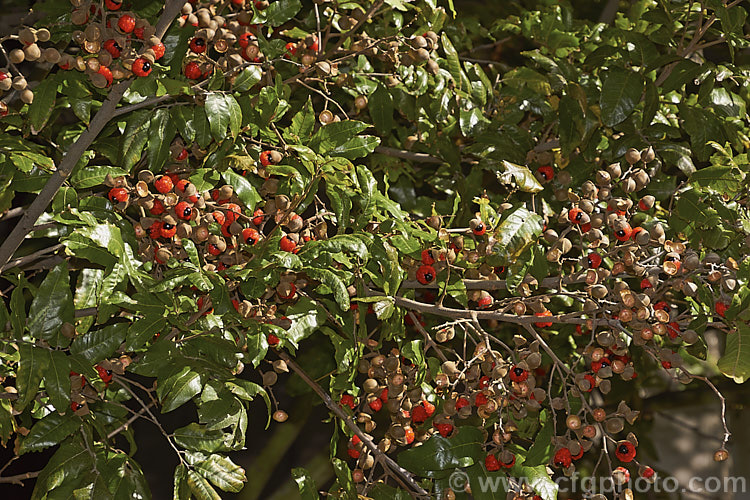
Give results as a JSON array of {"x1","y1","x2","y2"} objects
[
  {"x1": 187, "y1": 469, "x2": 221, "y2": 500},
  {"x1": 304, "y1": 267, "x2": 350, "y2": 310},
  {"x1": 28, "y1": 75, "x2": 58, "y2": 133},
  {"x1": 292, "y1": 467, "x2": 320, "y2": 500},
  {"x1": 20, "y1": 412, "x2": 80, "y2": 454},
  {"x1": 44, "y1": 350, "x2": 72, "y2": 414},
  {"x1": 491, "y1": 207, "x2": 544, "y2": 265},
  {"x1": 497, "y1": 161, "x2": 543, "y2": 193},
  {"x1": 718, "y1": 322, "x2": 750, "y2": 383},
  {"x1": 221, "y1": 169, "x2": 262, "y2": 210},
  {"x1": 28, "y1": 261, "x2": 73, "y2": 347},
  {"x1": 599, "y1": 68, "x2": 643, "y2": 127},
  {"x1": 397, "y1": 427, "x2": 484, "y2": 476},
  {"x1": 158, "y1": 366, "x2": 203, "y2": 413},
  {"x1": 125, "y1": 314, "x2": 167, "y2": 351},
  {"x1": 70, "y1": 323, "x2": 128, "y2": 365},
  {"x1": 233, "y1": 66, "x2": 263, "y2": 93},
  {"x1": 195, "y1": 455, "x2": 246, "y2": 493},
  {"x1": 370, "y1": 85, "x2": 394, "y2": 134},
  {"x1": 265, "y1": 0, "x2": 302, "y2": 26}
]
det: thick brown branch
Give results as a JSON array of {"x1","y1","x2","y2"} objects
[
  {"x1": 0, "y1": 0, "x2": 186, "y2": 270},
  {"x1": 0, "y1": 470, "x2": 40, "y2": 485}
]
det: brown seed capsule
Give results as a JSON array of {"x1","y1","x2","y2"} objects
[
  {"x1": 318, "y1": 109, "x2": 334, "y2": 124},
  {"x1": 23, "y1": 44, "x2": 42, "y2": 62},
  {"x1": 20, "y1": 89, "x2": 34, "y2": 104},
  {"x1": 354, "y1": 95, "x2": 368, "y2": 110},
  {"x1": 9, "y1": 49, "x2": 25, "y2": 64},
  {"x1": 713, "y1": 449, "x2": 729, "y2": 462},
  {"x1": 272, "y1": 410, "x2": 288, "y2": 422},
  {"x1": 625, "y1": 148, "x2": 641, "y2": 165}
]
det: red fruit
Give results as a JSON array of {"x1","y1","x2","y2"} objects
[
  {"x1": 242, "y1": 227, "x2": 260, "y2": 245},
  {"x1": 416, "y1": 264, "x2": 436, "y2": 285},
  {"x1": 614, "y1": 224, "x2": 632, "y2": 242},
  {"x1": 640, "y1": 278, "x2": 653, "y2": 290},
  {"x1": 509, "y1": 365, "x2": 528, "y2": 383},
  {"x1": 534, "y1": 310, "x2": 553, "y2": 328},
  {"x1": 639, "y1": 199, "x2": 652, "y2": 211},
  {"x1": 238, "y1": 32, "x2": 255, "y2": 48},
  {"x1": 285, "y1": 41, "x2": 298, "y2": 56},
  {"x1": 583, "y1": 374, "x2": 596, "y2": 392},
  {"x1": 71, "y1": 401, "x2": 83, "y2": 412},
  {"x1": 103, "y1": 39, "x2": 122, "y2": 58},
  {"x1": 379, "y1": 388, "x2": 388, "y2": 402},
  {"x1": 435, "y1": 423, "x2": 453, "y2": 437},
  {"x1": 108, "y1": 187, "x2": 128, "y2": 203},
  {"x1": 211, "y1": 210, "x2": 226, "y2": 226},
  {"x1": 96, "y1": 365, "x2": 113, "y2": 386},
  {"x1": 105, "y1": 0, "x2": 122, "y2": 10},
  {"x1": 347, "y1": 448, "x2": 360, "y2": 459},
  {"x1": 259, "y1": 151, "x2": 273, "y2": 167},
  {"x1": 97, "y1": 66, "x2": 113, "y2": 86},
  {"x1": 615, "y1": 441, "x2": 637, "y2": 462},
  {"x1": 132, "y1": 58, "x2": 152, "y2": 77},
  {"x1": 477, "y1": 294, "x2": 493, "y2": 309},
  {"x1": 642, "y1": 467, "x2": 655, "y2": 479},
  {"x1": 455, "y1": 397, "x2": 470, "y2": 411},
  {"x1": 149, "y1": 199, "x2": 165, "y2": 216},
  {"x1": 478, "y1": 375, "x2": 490, "y2": 389},
  {"x1": 160, "y1": 222, "x2": 177, "y2": 239},
  {"x1": 661, "y1": 360, "x2": 672, "y2": 369},
  {"x1": 587, "y1": 252, "x2": 602, "y2": 269},
  {"x1": 475, "y1": 393, "x2": 489, "y2": 406},
  {"x1": 267, "y1": 333, "x2": 280, "y2": 346},
  {"x1": 568, "y1": 207, "x2": 584, "y2": 224},
  {"x1": 614, "y1": 467, "x2": 631, "y2": 482},
  {"x1": 537, "y1": 165, "x2": 554, "y2": 182},
  {"x1": 220, "y1": 223, "x2": 232, "y2": 238},
  {"x1": 654, "y1": 301, "x2": 670, "y2": 312},
  {"x1": 500, "y1": 453, "x2": 516, "y2": 468},
  {"x1": 340, "y1": 394, "x2": 355, "y2": 410},
  {"x1": 152, "y1": 42, "x2": 165, "y2": 60},
  {"x1": 117, "y1": 14, "x2": 135, "y2": 33},
  {"x1": 422, "y1": 400, "x2": 435, "y2": 417},
  {"x1": 133, "y1": 27, "x2": 145, "y2": 39},
  {"x1": 581, "y1": 222, "x2": 592, "y2": 233},
  {"x1": 184, "y1": 61, "x2": 202, "y2": 80},
  {"x1": 631, "y1": 226, "x2": 644, "y2": 241},
  {"x1": 553, "y1": 448, "x2": 572, "y2": 468},
  {"x1": 368, "y1": 398, "x2": 383, "y2": 412},
  {"x1": 715, "y1": 301, "x2": 728, "y2": 318},
  {"x1": 190, "y1": 37, "x2": 207, "y2": 53},
  {"x1": 666, "y1": 322, "x2": 680, "y2": 339},
  {"x1": 196, "y1": 296, "x2": 213, "y2": 315},
  {"x1": 252, "y1": 208, "x2": 264, "y2": 226},
  {"x1": 147, "y1": 221, "x2": 162, "y2": 239},
  {"x1": 421, "y1": 249, "x2": 435, "y2": 265},
  {"x1": 485, "y1": 454, "x2": 501, "y2": 472},
  {"x1": 472, "y1": 221, "x2": 486, "y2": 236},
  {"x1": 412, "y1": 405, "x2": 428, "y2": 423},
  {"x1": 207, "y1": 243, "x2": 222, "y2": 256},
  {"x1": 175, "y1": 148, "x2": 189, "y2": 161},
  {"x1": 280, "y1": 236, "x2": 297, "y2": 253},
  {"x1": 225, "y1": 203, "x2": 242, "y2": 223},
  {"x1": 154, "y1": 175, "x2": 173, "y2": 194},
  {"x1": 174, "y1": 201, "x2": 192, "y2": 220},
  {"x1": 571, "y1": 446, "x2": 584, "y2": 460},
  {"x1": 404, "y1": 426, "x2": 415, "y2": 444}
]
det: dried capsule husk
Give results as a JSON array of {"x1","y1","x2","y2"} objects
[{"x1": 624, "y1": 148, "x2": 641, "y2": 165}]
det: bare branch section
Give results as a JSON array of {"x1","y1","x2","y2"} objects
[
  {"x1": 0, "y1": 0, "x2": 187, "y2": 270},
  {"x1": 276, "y1": 350, "x2": 430, "y2": 499}
]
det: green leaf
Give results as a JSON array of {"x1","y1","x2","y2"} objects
[
  {"x1": 265, "y1": 0, "x2": 302, "y2": 26},
  {"x1": 174, "y1": 423, "x2": 228, "y2": 453},
  {"x1": 397, "y1": 427, "x2": 484, "y2": 476},
  {"x1": 28, "y1": 262, "x2": 73, "y2": 347},
  {"x1": 174, "y1": 464, "x2": 191, "y2": 500},
  {"x1": 44, "y1": 350, "x2": 72, "y2": 414},
  {"x1": 524, "y1": 410, "x2": 554, "y2": 466},
  {"x1": 16, "y1": 344, "x2": 50, "y2": 413},
  {"x1": 370, "y1": 85, "x2": 394, "y2": 134},
  {"x1": 689, "y1": 165, "x2": 745, "y2": 194},
  {"x1": 233, "y1": 66, "x2": 263, "y2": 92},
  {"x1": 497, "y1": 161, "x2": 543, "y2": 193},
  {"x1": 125, "y1": 314, "x2": 167, "y2": 351},
  {"x1": 491, "y1": 207, "x2": 544, "y2": 265},
  {"x1": 70, "y1": 165, "x2": 128, "y2": 189},
  {"x1": 195, "y1": 455, "x2": 246, "y2": 493},
  {"x1": 599, "y1": 68, "x2": 644, "y2": 127},
  {"x1": 187, "y1": 469, "x2": 221, "y2": 500},
  {"x1": 148, "y1": 108, "x2": 178, "y2": 173},
  {"x1": 119, "y1": 110, "x2": 151, "y2": 170},
  {"x1": 206, "y1": 93, "x2": 242, "y2": 141},
  {"x1": 158, "y1": 366, "x2": 203, "y2": 412},
  {"x1": 718, "y1": 322, "x2": 750, "y2": 383},
  {"x1": 466, "y1": 463, "x2": 507, "y2": 500},
  {"x1": 31, "y1": 438, "x2": 91, "y2": 500},
  {"x1": 221, "y1": 169, "x2": 262, "y2": 210},
  {"x1": 287, "y1": 97, "x2": 316, "y2": 142},
  {"x1": 292, "y1": 467, "x2": 320, "y2": 500},
  {"x1": 28, "y1": 75, "x2": 58, "y2": 133},
  {"x1": 513, "y1": 465, "x2": 558, "y2": 500},
  {"x1": 284, "y1": 297, "x2": 327, "y2": 346},
  {"x1": 20, "y1": 412, "x2": 80, "y2": 454},
  {"x1": 558, "y1": 94, "x2": 584, "y2": 156},
  {"x1": 304, "y1": 267, "x2": 350, "y2": 310},
  {"x1": 310, "y1": 120, "x2": 369, "y2": 154},
  {"x1": 70, "y1": 323, "x2": 128, "y2": 365},
  {"x1": 441, "y1": 33, "x2": 465, "y2": 92}
]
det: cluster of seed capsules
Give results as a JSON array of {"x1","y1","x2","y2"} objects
[{"x1": 107, "y1": 145, "x2": 318, "y2": 322}]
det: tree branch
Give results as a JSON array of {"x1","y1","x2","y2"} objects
[
  {"x1": 0, "y1": 0, "x2": 187, "y2": 270},
  {"x1": 374, "y1": 146, "x2": 443, "y2": 164},
  {"x1": 0, "y1": 470, "x2": 40, "y2": 485}
]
